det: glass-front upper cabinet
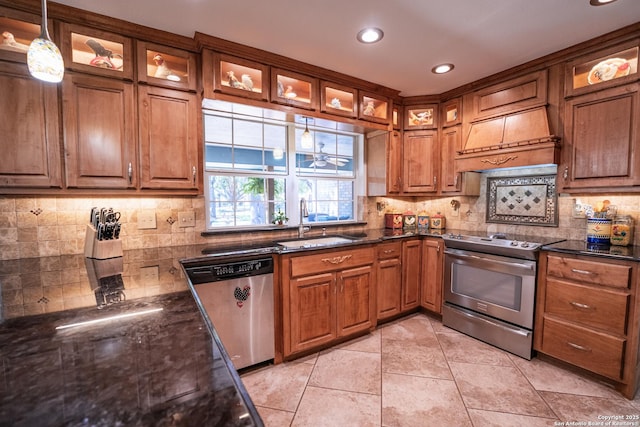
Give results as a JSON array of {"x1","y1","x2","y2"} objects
[
  {"x1": 405, "y1": 104, "x2": 438, "y2": 130},
  {"x1": 271, "y1": 68, "x2": 318, "y2": 110},
  {"x1": 213, "y1": 53, "x2": 268, "y2": 101},
  {"x1": 566, "y1": 39, "x2": 639, "y2": 97},
  {"x1": 60, "y1": 23, "x2": 133, "y2": 80},
  {"x1": 320, "y1": 81, "x2": 356, "y2": 118},
  {"x1": 359, "y1": 92, "x2": 389, "y2": 124},
  {"x1": 0, "y1": 7, "x2": 46, "y2": 64},
  {"x1": 441, "y1": 98, "x2": 461, "y2": 128},
  {"x1": 137, "y1": 41, "x2": 197, "y2": 91}
]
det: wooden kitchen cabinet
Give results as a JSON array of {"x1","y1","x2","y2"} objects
[
  {"x1": 320, "y1": 81, "x2": 357, "y2": 118},
  {"x1": 403, "y1": 130, "x2": 438, "y2": 193},
  {"x1": 204, "y1": 51, "x2": 269, "y2": 101},
  {"x1": 534, "y1": 251, "x2": 640, "y2": 398},
  {"x1": 282, "y1": 246, "x2": 375, "y2": 357},
  {"x1": 401, "y1": 239, "x2": 421, "y2": 311},
  {"x1": 439, "y1": 125, "x2": 481, "y2": 195},
  {"x1": 376, "y1": 241, "x2": 402, "y2": 320},
  {"x1": 138, "y1": 85, "x2": 199, "y2": 192},
  {"x1": 137, "y1": 41, "x2": 197, "y2": 91},
  {"x1": 0, "y1": 61, "x2": 62, "y2": 190},
  {"x1": 60, "y1": 22, "x2": 133, "y2": 80},
  {"x1": 359, "y1": 91, "x2": 390, "y2": 124},
  {"x1": 420, "y1": 237, "x2": 443, "y2": 314},
  {"x1": 366, "y1": 130, "x2": 402, "y2": 196},
  {"x1": 561, "y1": 83, "x2": 640, "y2": 191},
  {"x1": 271, "y1": 68, "x2": 318, "y2": 110},
  {"x1": 62, "y1": 73, "x2": 136, "y2": 189}
]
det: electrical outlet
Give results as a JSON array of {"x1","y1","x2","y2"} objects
[
  {"x1": 140, "y1": 266, "x2": 159, "y2": 284},
  {"x1": 138, "y1": 210, "x2": 157, "y2": 229},
  {"x1": 178, "y1": 211, "x2": 196, "y2": 227}
]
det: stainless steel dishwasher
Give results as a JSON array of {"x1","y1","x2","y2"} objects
[{"x1": 183, "y1": 255, "x2": 274, "y2": 370}]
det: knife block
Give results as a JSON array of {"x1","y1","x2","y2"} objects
[{"x1": 84, "y1": 225, "x2": 123, "y2": 259}]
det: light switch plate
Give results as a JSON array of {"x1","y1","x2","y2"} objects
[
  {"x1": 138, "y1": 210, "x2": 157, "y2": 229},
  {"x1": 178, "y1": 211, "x2": 196, "y2": 227}
]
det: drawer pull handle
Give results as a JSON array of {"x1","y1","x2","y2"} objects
[
  {"x1": 571, "y1": 268, "x2": 594, "y2": 275},
  {"x1": 567, "y1": 342, "x2": 592, "y2": 352},
  {"x1": 322, "y1": 255, "x2": 352, "y2": 264},
  {"x1": 383, "y1": 249, "x2": 395, "y2": 254},
  {"x1": 570, "y1": 301, "x2": 591, "y2": 310}
]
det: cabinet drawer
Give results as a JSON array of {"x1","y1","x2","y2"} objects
[
  {"x1": 545, "y1": 279, "x2": 628, "y2": 335},
  {"x1": 377, "y1": 241, "x2": 402, "y2": 260},
  {"x1": 546, "y1": 255, "x2": 631, "y2": 289},
  {"x1": 540, "y1": 317, "x2": 625, "y2": 380},
  {"x1": 290, "y1": 247, "x2": 374, "y2": 278}
]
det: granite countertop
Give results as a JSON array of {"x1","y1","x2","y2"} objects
[
  {"x1": 0, "y1": 291, "x2": 263, "y2": 426},
  {"x1": 542, "y1": 239, "x2": 640, "y2": 261}
]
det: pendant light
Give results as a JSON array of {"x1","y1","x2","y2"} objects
[
  {"x1": 27, "y1": 0, "x2": 64, "y2": 83},
  {"x1": 301, "y1": 117, "x2": 313, "y2": 149}
]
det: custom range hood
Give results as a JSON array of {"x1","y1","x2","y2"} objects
[{"x1": 455, "y1": 71, "x2": 561, "y2": 172}]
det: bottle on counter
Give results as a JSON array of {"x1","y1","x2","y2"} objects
[{"x1": 610, "y1": 215, "x2": 634, "y2": 246}]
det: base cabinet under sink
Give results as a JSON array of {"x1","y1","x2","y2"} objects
[{"x1": 281, "y1": 246, "x2": 376, "y2": 358}]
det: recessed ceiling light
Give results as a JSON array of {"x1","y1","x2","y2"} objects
[
  {"x1": 589, "y1": 0, "x2": 617, "y2": 5},
  {"x1": 357, "y1": 27, "x2": 384, "y2": 44},
  {"x1": 432, "y1": 63, "x2": 455, "y2": 74}
]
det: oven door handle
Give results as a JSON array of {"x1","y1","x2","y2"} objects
[
  {"x1": 452, "y1": 305, "x2": 531, "y2": 337},
  {"x1": 444, "y1": 250, "x2": 535, "y2": 271}
]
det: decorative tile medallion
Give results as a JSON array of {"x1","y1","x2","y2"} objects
[{"x1": 486, "y1": 174, "x2": 558, "y2": 226}]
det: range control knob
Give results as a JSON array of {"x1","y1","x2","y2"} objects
[
  {"x1": 510, "y1": 240, "x2": 519, "y2": 246},
  {"x1": 521, "y1": 242, "x2": 530, "y2": 248}
]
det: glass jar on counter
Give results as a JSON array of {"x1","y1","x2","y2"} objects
[{"x1": 610, "y1": 215, "x2": 634, "y2": 246}]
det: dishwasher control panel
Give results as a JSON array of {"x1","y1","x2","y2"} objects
[{"x1": 184, "y1": 257, "x2": 274, "y2": 284}]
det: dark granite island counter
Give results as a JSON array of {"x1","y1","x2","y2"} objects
[{"x1": 0, "y1": 247, "x2": 263, "y2": 427}]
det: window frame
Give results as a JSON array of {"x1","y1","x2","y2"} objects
[{"x1": 203, "y1": 106, "x2": 364, "y2": 231}]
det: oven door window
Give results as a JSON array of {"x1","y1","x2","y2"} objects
[{"x1": 451, "y1": 263, "x2": 522, "y2": 311}]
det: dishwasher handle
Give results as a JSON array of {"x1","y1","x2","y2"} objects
[{"x1": 185, "y1": 257, "x2": 274, "y2": 284}]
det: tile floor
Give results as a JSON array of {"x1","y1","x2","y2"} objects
[{"x1": 241, "y1": 313, "x2": 640, "y2": 427}]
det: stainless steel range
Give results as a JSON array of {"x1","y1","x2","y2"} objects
[{"x1": 441, "y1": 232, "x2": 562, "y2": 359}]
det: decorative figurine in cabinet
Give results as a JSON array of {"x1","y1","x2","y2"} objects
[
  {"x1": 565, "y1": 39, "x2": 639, "y2": 97},
  {"x1": 359, "y1": 92, "x2": 389, "y2": 124},
  {"x1": 321, "y1": 81, "x2": 356, "y2": 117},
  {"x1": 0, "y1": 8, "x2": 42, "y2": 63},
  {"x1": 405, "y1": 104, "x2": 438, "y2": 130},
  {"x1": 441, "y1": 98, "x2": 461, "y2": 127},
  {"x1": 271, "y1": 68, "x2": 318, "y2": 110},
  {"x1": 137, "y1": 42, "x2": 196, "y2": 91},
  {"x1": 60, "y1": 23, "x2": 133, "y2": 80},
  {"x1": 214, "y1": 54, "x2": 268, "y2": 101}
]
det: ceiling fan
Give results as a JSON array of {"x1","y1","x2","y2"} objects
[{"x1": 306, "y1": 142, "x2": 351, "y2": 167}]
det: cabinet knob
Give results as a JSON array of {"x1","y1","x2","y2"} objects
[
  {"x1": 563, "y1": 166, "x2": 568, "y2": 180},
  {"x1": 433, "y1": 176, "x2": 437, "y2": 186},
  {"x1": 128, "y1": 162, "x2": 133, "y2": 185},
  {"x1": 192, "y1": 166, "x2": 197, "y2": 186}
]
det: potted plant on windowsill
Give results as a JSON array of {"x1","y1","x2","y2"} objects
[{"x1": 272, "y1": 209, "x2": 289, "y2": 226}]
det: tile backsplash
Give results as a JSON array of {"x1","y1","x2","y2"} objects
[{"x1": 2, "y1": 166, "x2": 640, "y2": 320}]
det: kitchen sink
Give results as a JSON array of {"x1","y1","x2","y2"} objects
[{"x1": 276, "y1": 236, "x2": 358, "y2": 249}]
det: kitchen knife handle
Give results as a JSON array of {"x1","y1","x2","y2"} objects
[{"x1": 128, "y1": 163, "x2": 133, "y2": 185}]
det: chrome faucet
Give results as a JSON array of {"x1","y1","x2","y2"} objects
[{"x1": 298, "y1": 198, "x2": 310, "y2": 238}]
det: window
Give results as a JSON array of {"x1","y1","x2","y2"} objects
[{"x1": 203, "y1": 102, "x2": 363, "y2": 230}]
